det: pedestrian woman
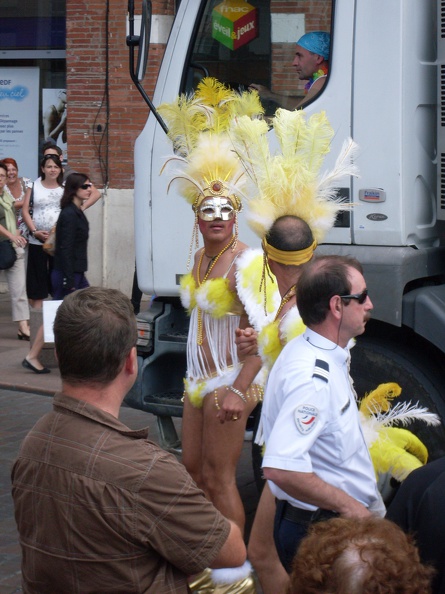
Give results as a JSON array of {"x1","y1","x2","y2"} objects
[
  {"x1": 22, "y1": 154, "x2": 64, "y2": 309},
  {"x1": 51, "y1": 173, "x2": 91, "y2": 298},
  {"x1": 0, "y1": 161, "x2": 30, "y2": 340},
  {"x1": 22, "y1": 173, "x2": 93, "y2": 374},
  {"x1": 21, "y1": 155, "x2": 63, "y2": 374},
  {"x1": 3, "y1": 157, "x2": 31, "y2": 238}
]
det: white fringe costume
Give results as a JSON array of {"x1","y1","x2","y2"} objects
[
  {"x1": 180, "y1": 270, "x2": 244, "y2": 408},
  {"x1": 181, "y1": 253, "x2": 267, "y2": 408}
]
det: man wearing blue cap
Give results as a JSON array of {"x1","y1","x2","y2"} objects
[{"x1": 250, "y1": 31, "x2": 330, "y2": 110}]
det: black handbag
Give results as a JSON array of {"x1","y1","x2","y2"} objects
[{"x1": 0, "y1": 240, "x2": 17, "y2": 270}]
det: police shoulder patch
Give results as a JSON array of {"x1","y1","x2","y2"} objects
[
  {"x1": 313, "y1": 358, "x2": 329, "y2": 382},
  {"x1": 294, "y1": 404, "x2": 319, "y2": 435}
]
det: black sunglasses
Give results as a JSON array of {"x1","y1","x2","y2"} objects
[
  {"x1": 339, "y1": 289, "x2": 369, "y2": 304},
  {"x1": 80, "y1": 183, "x2": 92, "y2": 190}
]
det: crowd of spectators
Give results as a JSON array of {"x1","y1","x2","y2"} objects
[{"x1": 1, "y1": 141, "x2": 102, "y2": 373}]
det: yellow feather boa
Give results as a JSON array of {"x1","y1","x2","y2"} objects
[{"x1": 258, "y1": 308, "x2": 306, "y2": 369}]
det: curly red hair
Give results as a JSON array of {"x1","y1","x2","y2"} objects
[{"x1": 288, "y1": 517, "x2": 434, "y2": 594}]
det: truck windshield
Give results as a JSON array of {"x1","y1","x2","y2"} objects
[{"x1": 182, "y1": 0, "x2": 333, "y2": 115}]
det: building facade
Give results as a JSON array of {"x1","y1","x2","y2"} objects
[{"x1": 1, "y1": 0, "x2": 175, "y2": 293}]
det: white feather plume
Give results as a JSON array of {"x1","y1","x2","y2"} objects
[{"x1": 370, "y1": 400, "x2": 440, "y2": 428}]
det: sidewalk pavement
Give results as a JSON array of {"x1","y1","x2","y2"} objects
[{"x1": 0, "y1": 293, "x2": 61, "y2": 396}]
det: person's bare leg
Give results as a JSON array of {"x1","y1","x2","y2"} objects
[
  {"x1": 201, "y1": 386, "x2": 258, "y2": 534},
  {"x1": 248, "y1": 481, "x2": 289, "y2": 593},
  {"x1": 29, "y1": 298, "x2": 43, "y2": 309},
  {"x1": 25, "y1": 324, "x2": 46, "y2": 370},
  {"x1": 181, "y1": 395, "x2": 205, "y2": 493}
]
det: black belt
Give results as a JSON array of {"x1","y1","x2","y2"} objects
[{"x1": 282, "y1": 501, "x2": 339, "y2": 525}]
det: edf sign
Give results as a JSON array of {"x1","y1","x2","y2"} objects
[{"x1": 212, "y1": 0, "x2": 258, "y2": 51}]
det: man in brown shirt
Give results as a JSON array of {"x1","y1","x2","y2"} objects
[{"x1": 11, "y1": 287, "x2": 246, "y2": 594}]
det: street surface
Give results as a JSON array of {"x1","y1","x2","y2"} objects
[{"x1": 0, "y1": 388, "x2": 259, "y2": 594}]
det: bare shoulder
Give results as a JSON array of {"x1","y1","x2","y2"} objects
[{"x1": 234, "y1": 241, "x2": 249, "y2": 254}]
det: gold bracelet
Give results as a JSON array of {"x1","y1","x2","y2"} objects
[{"x1": 228, "y1": 385, "x2": 247, "y2": 403}]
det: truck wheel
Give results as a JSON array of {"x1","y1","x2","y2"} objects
[
  {"x1": 351, "y1": 336, "x2": 445, "y2": 461},
  {"x1": 251, "y1": 336, "x2": 445, "y2": 495}
]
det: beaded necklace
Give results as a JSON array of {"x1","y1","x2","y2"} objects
[
  {"x1": 304, "y1": 64, "x2": 328, "y2": 94},
  {"x1": 196, "y1": 236, "x2": 235, "y2": 344},
  {"x1": 274, "y1": 285, "x2": 296, "y2": 321}
]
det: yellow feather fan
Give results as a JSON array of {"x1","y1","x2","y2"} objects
[{"x1": 358, "y1": 382, "x2": 440, "y2": 488}]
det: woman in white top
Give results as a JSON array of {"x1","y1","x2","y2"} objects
[
  {"x1": 22, "y1": 154, "x2": 64, "y2": 310},
  {"x1": 20, "y1": 155, "x2": 63, "y2": 373}
]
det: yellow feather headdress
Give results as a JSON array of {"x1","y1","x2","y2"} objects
[
  {"x1": 159, "y1": 77, "x2": 264, "y2": 211},
  {"x1": 229, "y1": 108, "x2": 358, "y2": 244}
]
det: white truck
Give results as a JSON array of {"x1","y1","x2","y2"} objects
[{"x1": 125, "y1": 0, "x2": 445, "y2": 463}]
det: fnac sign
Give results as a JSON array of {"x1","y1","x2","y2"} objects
[{"x1": 212, "y1": 0, "x2": 258, "y2": 51}]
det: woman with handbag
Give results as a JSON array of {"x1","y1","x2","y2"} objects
[
  {"x1": 0, "y1": 161, "x2": 30, "y2": 340},
  {"x1": 22, "y1": 172, "x2": 96, "y2": 374},
  {"x1": 21, "y1": 154, "x2": 64, "y2": 309},
  {"x1": 19, "y1": 154, "x2": 63, "y2": 373},
  {"x1": 3, "y1": 157, "x2": 31, "y2": 239}
]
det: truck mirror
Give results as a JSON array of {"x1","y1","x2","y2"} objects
[
  {"x1": 127, "y1": 0, "x2": 167, "y2": 133},
  {"x1": 137, "y1": 0, "x2": 151, "y2": 82}
]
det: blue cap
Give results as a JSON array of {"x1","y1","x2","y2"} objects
[{"x1": 296, "y1": 31, "x2": 330, "y2": 60}]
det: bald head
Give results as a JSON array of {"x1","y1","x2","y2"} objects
[{"x1": 266, "y1": 216, "x2": 314, "y2": 253}]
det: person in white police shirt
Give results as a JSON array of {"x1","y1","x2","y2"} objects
[{"x1": 261, "y1": 254, "x2": 385, "y2": 573}]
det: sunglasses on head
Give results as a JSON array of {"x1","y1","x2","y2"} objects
[
  {"x1": 339, "y1": 289, "x2": 369, "y2": 304},
  {"x1": 80, "y1": 183, "x2": 92, "y2": 190}
]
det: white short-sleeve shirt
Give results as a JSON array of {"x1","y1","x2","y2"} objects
[{"x1": 261, "y1": 327, "x2": 382, "y2": 512}]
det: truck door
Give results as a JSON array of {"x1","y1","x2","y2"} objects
[{"x1": 134, "y1": 0, "x2": 358, "y2": 299}]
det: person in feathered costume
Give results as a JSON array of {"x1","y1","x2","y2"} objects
[
  {"x1": 225, "y1": 108, "x2": 357, "y2": 594},
  {"x1": 232, "y1": 108, "x2": 355, "y2": 370},
  {"x1": 159, "y1": 78, "x2": 265, "y2": 593},
  {"x1": 227, "y1": 109, "x2": 438, "y2": 589}
]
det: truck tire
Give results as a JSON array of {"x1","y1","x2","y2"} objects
[{"x1": 251, "y1": 335, "x2": 445, "y2": 494}]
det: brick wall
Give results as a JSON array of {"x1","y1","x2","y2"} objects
[{"x1": 66, "y1": 0, "x2": 174, "y2": 189}]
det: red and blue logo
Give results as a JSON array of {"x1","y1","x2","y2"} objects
[{"x1": 294, "y1": 404, "x2": 319, "y2": 434}]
